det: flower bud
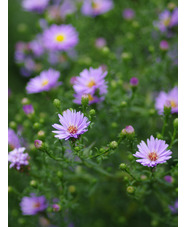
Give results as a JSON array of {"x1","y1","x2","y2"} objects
[
  {"x1": 109, "y1": 141, "x2": 118, "y2": 149},
  {"x1": 30, "y1": 180, "x2": 37, "y2": 187},
  {"x1": 173, "y1": 118, "x2": 178, "y2": 129},
  {"x1": 140, "y1": 175, "x2": 147, "y2": 181},
  {"x1": 111, "y1": 122, "x2": 118, "y2": 128},
  {"x1": 33, "y1": 122, "x2": 40, "y2": 130},
  {"x1": 121, "y1": 52, "x2": 132, "y2": 60},
  {"x1": 21, "y1": 97, "x2": 30, "y2": 105},
  {"x1": 81, "y1": 94, "x2": 89, "y2": 106},
  {"x1": 126, "y1": 186, "x2": 135, "y2": 193},
  {"x1": 68, "y1": 185, "x2": 76, "y2": 193},
  {"x1": 119, "y1": 163, "x2": 127, "y2": 171},
  {"x1": 53, "y1": 99, "x2": 61, "y2": 109},
  {"x1": 120, "y1": 101, "x2": 127, "y2": 108},
  {"x1": 121, "y1": 125, "x2": 135, "y2": 135},
  {"x1": 160, "y1": 40, "x2": 169, "y2": 51},
  {"x1": 38, "y1": 130, "x2": 45, "y2": 139},
  {"x1": 74, "y1": 146, "x2": 81, "y2": 152},
  {"x1": 102, "y1": 46, "x2": 110, "y2": 55},
  {"x1": 156, "y1": 133, "x2": 163, "y2": 140},
  {"x1": 18, "y1": 218, "x2": 26, "y2": 225},
  {"x1": 89, "y1": 109, "x2": 96, "y2": 116},
  {"x1": 23, "y1": 104, "x2": 34, "y2": 115},
  {"x1": 8, "y1": 186, "x2": 13, "y2": 193},
  {"x1": 52, "y1": 204, "x2": 61, "y2": 212},
  {"x1": 34, "y1": 140, "x2": 43, "y2": 149},
  {"x1": 164, "y1": 175, "x2": 173, "y2": 183},
  {"x1": 149, "y1": 109, "x2": 156, "y2": 115},
  {"x1": 9, "y1": 121, "x2": 17, "y2": 130},
  {"x1": 130, "y1": 77, "x2": 138, "y2": 87},
  {"x1": 57, "y1": 171, "x2": 63, "y2": 178},
  {"x1": 163, "y1": 102, "x2": 172, "y2": 115}
]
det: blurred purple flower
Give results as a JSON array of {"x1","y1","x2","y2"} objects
[
  {"x1": 52, "y1": 109, "x2": 90, "y2": 140},
  {"x1": 8, "y1": 128, "x2": 21, "y2": 149},
  {"x1": 160, "y1": 40, "x2": 169, "y2": 50},
  {"x1": 155, "y1": 86, "x2": 178, "y2": 115},
  {"x1": 133, "y1": 136, "x2": 172, "y2": 167},
  {"x1": 23, "y1": 104, "x2": 34, "y2": 115},
  {"x1": 26, "y1": 68, "x2": 62, "y2": 94},
  {"x1": 42, "y1": 24, "x2": 78, "y2": 51},
  {"x1": 169, "y1": 199, "x2": 178, "y2": 213},
  {"x1": 170, "y1": 8, "x2": 178, "y2": 27},
  {"x1": 122, "y1": 8, "x2": 135, "y2": 20},
  {"x1": 130, "y1": 77, "x2": 139, "y2": 86},
  {"x1": 74, "y1": 92, "x2": 104, "y2": 105},
  {"x1": 164, "y1": 175, "x2": 173, "y2": 183},
  {"x1": 22, "y1": 0, "x2": 49, "y2": 13},
  {"x1": 8, "y1": 147, "x2": 29, "y2": 170},
  {"x1": 20, "y1": 194, "x2": 47, "y2": 215},
  {"x1": 122, "y1": 125, "x2": 135, "y2": 134},
  {"x1": 81, "y1": 0, "x2": 113, "y2": 17},
  {"x1": 60, "y1": 0, "x2": 76, "y2": 19},
  {"x1": 95, "y1": 37, "x2": 107, "y2": 48}
]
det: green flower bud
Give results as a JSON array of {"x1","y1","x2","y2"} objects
[
  {"x1": 38, "y1": 130, "x2": 45, "y2": 139},
  {"x1": 57, "y1": 171, "x2": 63, "y2": 178},
  {"x1": 120, "y1": 101, "x2": 127, "y2": 108},
  {"x1": 111, "y1": 122, "x2": 118, "y2": 128},
  {"x1": 163, "y1": 105, "x2": 172, "y2": 115},
  {"x1": 173, "y1": 118, "x2": 178, "y2": 129},
  {"x1": 18, "y1": 218, "x2": 26, "y2": 225},
  {"x1": 128, "y1": 154, "x2": 134, "y2": 161},
  {"x1": 140, "y1": 175, "x2": 147, "y2": 181},
  {"x1": 132, "y1": 21, "x2": 139, "y2": 28},
  {"x1": 74, "y1": 146, "x2": 81, "y2": 152},
  {"x1": 119, "y1": 163, "x2": 127, "y2": 171},
  {"x1": 102, "y1": 46, "x2": 110, "y2": 55},
  {"x1": 127, "y1": 186, "x2": 135, "y2": 193},
  {"x1": 9, "y1": 121, "x2": 17, "y2": 130},
  {"x1": 149, "y1": 109, "x2": 156, "y2": 115},
  {"x1": 148, "y1": 45, "x2": 155, "y2": 52},
  {"x1": 151, "y1": 219, "x2": 159, "y2": 227},
  {"x1": 109, "y1": 141, "x2": 118, "y2": 149},
  {"x1": 68, "y1": 185, "x2": 76, "y2": 193},
  {"x1": 8, "y1": 186, "x2": 13, "y2": 193},
  {"x1": 30, "y1": 180, "x2": 37, "y2": 187},
  {"x1": 53, "y1": 99, "x2": 61, "y2": 109},
  {"x1": 89, "y1": 109, "x2": 96, "y2": 116},
  {"x1": 33, "y1": 122, "x2": 40, "y2": 130},
  {"x1": 15, "y1": 114, "x2": 22, "y2": 123},
  {"x1": 121, "y1": 52, "x2": 132, "y2": 60},
  {"x1": 124, "y1": 176, "x2": 129, "y2": 181}
]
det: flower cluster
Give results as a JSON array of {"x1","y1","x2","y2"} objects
[{"x1": 8, "y1": 147, "x2": 29, "y2": 170}]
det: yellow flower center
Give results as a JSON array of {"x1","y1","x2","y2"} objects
[
  {"x1": 92, "y1": 3, "x2": 100, "y2": 9},
  {"x1": 163, "y1": 18, "x2": 171, "y2": 26},
  {"x1": 148, "y1": 152, "x2": 158, "y2": 161},
  {"x1": 87, "y1": 80, "x2": 96, "y2": 88},
  {"x1": 41, "y1": 79, "x2": 49, "y2": 87},
  {"x1": 68, "y1": 125, "x2": 78, "y2": 134},
  {"x1": 88, "y1": 94, "x2": 94, "y2": 101},
  {"x1": 170, "y1": 100, "x2": 177, "y2": 108},
  {"x1": 55, "y1": 34, "x2": 65, "y2": 42}
]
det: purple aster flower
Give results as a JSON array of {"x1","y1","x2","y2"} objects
[
  {"x1": 8, "y1": 147, "x2": 29, "y2": 170},
  {"x1": 155, "y1": 86, "x2": 178, "y2": 115},
  {"x1": 169, "y1": 199, "x2": 178, "y2": 213},
  {"x1": 133, "y1": 136, "x2": 172, "y2": 167},
  {"x1": 70, "y1": 76, "x2": 78, "y2": 85},
  {"x1": 170, "y1": 7, "x2": 178, "y2": 27},
  {"x1": 74, "y1": 92, "x2": 104, "y2": 105},
  {"x1": 14, "y1": 42, "x2": 29, "y2": 63},
  {"x1": 8, "y1": 128, "x2": 21, "y2": 149},
  {"x1": 81, "y1": 0, "x2": 113, "y2": 17},
  {"x1": 130, "y1": 77, "x2": 139, "y2": 86},
  {"x1": 52, "y1": 109, "x2": 90, "y2": 140},
  {"x1": 23, "y1": 104, "x2": 34, "y2": 115},
  {"x1": 26, "y1": 68, "x2": 62, "y2": 94},
  {"x1": 154, "y1": 10, "x2": 171, "y2": 32},
  {"x1": 164, "y1": 175, "x2": 173, "y2": 183},
  {"x1": 60, "y1": 0, "x2": 76, "y2": 19},
  {"x1": 160, "y1": 40, "x2": 169, "y2": 50},
  {"x1": 22, "y1": 0, "x2": 49, "y2": 13},
  {"x1": 42, "y1": 24, "x2": 78, "y2": 51},
  {"x1": 73, "y1": 67, "x2": 107, "y2": 95},
  {"x1": 95, "y1": 37, "x2": 107, "y2": 48},
  {"x1": 122, "y1": 8, "x2": 135, "y2": 20},
  {"x1": 20, "y1": 194, "x2": 47, "y2": 215},
  {"x1": 29, "y1": 37, "x2": 44, "y2": 57}
]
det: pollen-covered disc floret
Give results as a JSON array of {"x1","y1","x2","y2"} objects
[
  {"x1": 8, "y1": 147, "x2": 29, "y2": 170},
  {"x1": 52, "y1": 109, "x2": 91, "y2": 140},
  {"x1": 42, "y1": 24, "x2": 78, "y2": 51},
  {"x1": 26, "y1": 68, "x2": 62, "y2": 94},
  {"x1": 133, "y1": 136, "x2": 172, "y2": 167}
]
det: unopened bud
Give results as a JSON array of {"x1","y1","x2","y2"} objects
[
  {"x1": 21, "y1": 97, "x2": 30, "y2": 105},
  {"x1": 119, "y1": 163, "x2": 127, "y2": 170},
  {"x1": 52, "y1": 204, "x2": 61, "y2": 212},
  {"x1": 53, "y1": 99, "x2": 61, "y2": 109},
  {"x1": 34, "y1": 140, "x2": 43, "y2": 149},
  {"x1": 9, "y1": 121, "x2": 17, "y2": 130},
  {"x1": 109, "y1": 141, "x2": 118, "y2": 149},
  {"x1": 173, "y1": 118, "x2": 178, "y2": 129},
  {"x1": 38, "y1": 130, "x2": 45, "y2": 139},
  {"x1": 130, "y1": 77, "x2": 139, "y2": 87},
  {"x1": 81, "y1": 94, "x2": 89, "y2": 106},
  {"x1": 74, "y1": 146, "x2": 80, "y2": 152},
  {"x1": 89, "y1": 109, "x2": 96, "y2": 116},
  {"x1": 120, "y1": 101, "x2": 127, "y2": 108},
  {"x1": 30, "y1": 180, "x2": 37, "y2": 187},
  {"x1": 68, "y1": 185, "x2": 76, "y2": 193},
  {"x1": 57, "y1": 171, "x2": 63, "y2": 178},
  {"x1": 127, "y1": 186, "x2": 135, "y2": 193},
  {"x1": 23, "y1": 104, "x2": 34, "y2": 115},
  {"x1": 156, "y1": 133, "x2": 163, "y2": 140},
  {"x1": 140, "y1": 175, "x2": 147, "y2": 181},
  {"x1": 33, "y1": 122, "x2": 40, "y2": 130},
  {"x1": 121, "y1": 125, "x2": 135, "y2": 135}
]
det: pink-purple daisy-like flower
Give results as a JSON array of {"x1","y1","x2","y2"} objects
[
  {"x1": 130, "y1": 77, "x2": 139, "y2": 86},
  {"x1": 164, "y1": 175, "x2": 173, "y2": 183},
  {"x1": 42, "y1": 24, "x2": 78, "y2": 51},
  {"x1": 20, "y1": 194, "x2": 47, "y2": 215},
  {"x1": 95, "y1": 37, "x2": 107, "y2": 49},
  {"x1": 8, "y1": 147, "x2": 29, "y2": 170},
  {"x1": 22, "y1": 0, "x2": 49, "y2": 13},
  {"x1": 26, "y1": 68, "x2": 62, "y2": 94},
  {"x1": 160, "y1": 40, "x2": 169, "y2": 50},
  {"x1": 169, "y1": 199, "x2": 178, "y2": 214},
  {"x1": 155, "y1": 86, "x2": 178, "y2": 115},
  {"x1": 81, "y1": 0, "x2": 113, "y2": 17},
  {"x1": 73, "y1": 67, "x2": 108, "y2": 96},
  {"x1": 8, "y1": 128, "x2": 21, "y2": 149},
  {"x1": 133, "y1": 136, "x2": 172, "y2": 167},
  {"x1": 52, "y1": 109, "x2": 90, "y2": 140}
]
